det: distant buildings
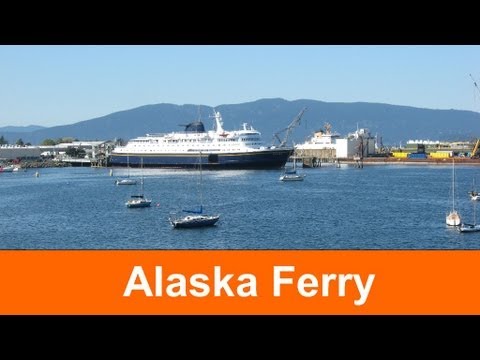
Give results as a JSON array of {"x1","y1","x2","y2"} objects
[
  {"x1": 295, "y1": 123, "x2": 376, "y2": 160},
  {"x1": 0, "y1": 145, "x2": 42, "y2": 160},
  {"x1": 0, "y1": 140, "x2": 114, "y2": 165}
]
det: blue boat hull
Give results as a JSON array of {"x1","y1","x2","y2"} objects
[{"x1": 108, "y1": 149, "x2": 293, "y2": 169}]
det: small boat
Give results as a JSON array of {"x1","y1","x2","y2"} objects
[
  {"x1": 279, "y1": 157, "x2": 305, "y2": 181},
  {"x1": 458, "y1": 223, "x2": 480, "y2": 233},
  {"x1": 115, "y1": 155, "x2": 137, "y2": 185},
  {"x1": 125, "y1": 158, "x2": 151, "y2": 208},
  {"x1": 169, "y1": 152, "x2": 220, "y2": 228},
  {"x1": 279, "y1": 171, "x2": 306, "y2": 181},
  {"x1": 125, "y1": 194, "x2": 152, "y2": 208},
  {"x1": 446, "y1": 210, "x2": 461, "y2": 226},
  {"x1": 469, "y1": 191, "x2": 480, "y2": 201},
  {"x1": 170, "y1": 212, "x2": 220, "y2": 228},
  {"x1": 279, "y1": 170, "x2": 305, "y2": 182},
  {"x1": 116, "y1": 178, "x2": 137, "y2": 185},
  {"x1": 459, "y1": 185, "x2": 480, "y2": 233},
  {"x1": 446, "y1": 158, "x2": 461, "y2": 226},
  {"x1": 0, "y1": 164, "x2": 16, "y2": 172},
  {"x1": 469, "y1": 178, "x2": 480, "y2": 200}
]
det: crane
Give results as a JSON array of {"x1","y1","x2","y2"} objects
[
  {"x1": 272, "y1": 107, "x2": 307, "y2": 147},
  {"x1": 470, "y1": 74, "x2": 480, "y2": 95},
  {"x1": 470, "y1": 74, "x2": 480, "y2": 158},
  {"x1": 472, "y1": 139, "x2": 480, "y2": 159}
]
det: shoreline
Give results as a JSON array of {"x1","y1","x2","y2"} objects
[
  {"x1": 343, "y1": 157, "x2": 480, "y2": 166},
  {"x1": 5, "y1": 157, "x2": 480, "y2": 169},
  {"x1": 5, "y1": 159, "x2": 70, "y2": 169},
  {"x1": 305, "y1": 157, "x2": 480, "y2": 167}
]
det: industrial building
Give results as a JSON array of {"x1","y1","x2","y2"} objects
[
  {"x1": 0, "y1": 140, "x2": 114, "y2": 166},
  {"x1": 295, "y1": 123, "x2": 377, "y2": 166}
]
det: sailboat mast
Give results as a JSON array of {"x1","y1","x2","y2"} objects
[
  {"x1": 199, "y1": 151, "x2": 203, "y2": 208},
  {"x1": 452, "y1": 158, "x2": 456, "y2": 211},
  {"x1": 141, "y1": 157, "x2": 144, "y2": 193},
  {"x1": 474, "y1": 200, "x2": 477, "y2": 225}
]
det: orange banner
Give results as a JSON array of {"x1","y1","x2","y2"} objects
[{"x1": 0, "y1": 250, "x2": 479, "y2": 315}]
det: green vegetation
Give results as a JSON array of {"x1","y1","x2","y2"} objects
[
  {"x1": 57, "y1": 137, "x2": 76, "y2": 143},
  {"x1": 41, "y1": 137, "x2": 77, "y2": 146},
  {"x1": 41, "y1": 138, "x2": 56, "y2": 145}
]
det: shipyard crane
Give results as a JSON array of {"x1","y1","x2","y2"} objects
[
  {"x1": 470, "y1": 74, "x2": 480, "y2": 158},
  {"x1": 272, "y1": 107, "x2": 307, "y2": 147},
  {"x1": 470, "y1": 74, "x2": 480, "y2": 95}
]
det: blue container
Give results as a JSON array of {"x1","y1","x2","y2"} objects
[{"x1": 407, "y1": 152, "x2": 427, "y2": 159}]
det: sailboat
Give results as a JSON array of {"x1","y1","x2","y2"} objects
[
  {"x1": 446, "y1": 158, "x2": 461, "y2": 226},
  {"x1": 458, "y1": 194, "x2": 480, "y2": 232},
  {"x1": 169, "y1": 152, "x2": 220, "y2": 228},
  {"x1": 279, "y1": 156, "x2": 305, "y2": 181},
  {"x1": 468, "y1": 178, "x2": 480, "y2": 201},
  {"x1": 115, "y1": 155, "x2": 137, "y2": 185},
  {"x1": 125, "y1": 158, "x2": 151, "y2": 208}
]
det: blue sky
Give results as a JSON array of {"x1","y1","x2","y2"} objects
[{"x1": 1, "y1": 45, "x2": 480, "y2": 127}]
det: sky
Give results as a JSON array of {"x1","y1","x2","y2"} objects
[{"x1": 1, "y1": 45, "x2": 480, "y2": 128}]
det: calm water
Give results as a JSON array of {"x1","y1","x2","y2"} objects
[{"x1": 1, "y1": 164, "x2": 480, "y2": 249}]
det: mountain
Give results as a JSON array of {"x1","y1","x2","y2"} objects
[
  {"x1": 1, "y1": 98, "x2": 479, "y2": 146},
  {"x1": 0, "y1": 125, "x2": 46, "y2": 133}
]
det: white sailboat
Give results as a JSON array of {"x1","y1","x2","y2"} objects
[
  {"x1": 169, "y1": 152, "x2": 220, "y2": 228},
  {"x1": 125, "y1": 158, "x2": 151, "y2": 208},
  {"x1": 446, "y1": 158, "x2": 461, "y2": 226},
  {"x1": 115, "y1": 155, "x2": 137, "y2": 185},
  {"x1": 279, "y1": 156, "x2": 305, "y2": 181},
  {"x1": 468, "y1": 178, "x2": 480, "y2": 201},
  {"x1": 459, "y1": 194, "x2": 480, "y2": 232},
  {"x1": 459, "y1": 76, "x2": 480, "y2": 231}
]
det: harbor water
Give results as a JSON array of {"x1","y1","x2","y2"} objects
[{"x1": 1, "y1": 164, "x2": 480, "y2": 249}]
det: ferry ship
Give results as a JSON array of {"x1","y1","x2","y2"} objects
[{"x1": 108, "y1": 110, "x2": 293, "y2": 169}]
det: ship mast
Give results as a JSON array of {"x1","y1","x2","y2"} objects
[{"x1": 211, "y1": 109, "x2": 225, "y2": 134}]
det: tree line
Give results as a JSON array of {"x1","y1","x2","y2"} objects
[{"x1": 0, "y1": 136, "x2": 77, "y2": 146}]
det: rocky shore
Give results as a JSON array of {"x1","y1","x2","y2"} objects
[{"x1": 12, "y1": 159, "x2": 71, "y2": 169}]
